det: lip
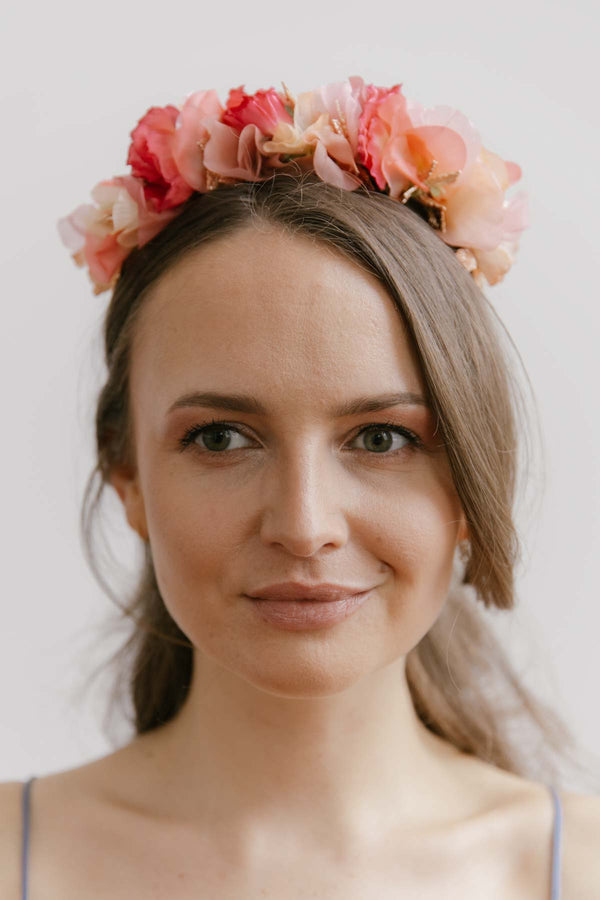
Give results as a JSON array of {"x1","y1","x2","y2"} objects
[
  {"x1": 246, "y1": 590, "x2": 372, "y2": 631},
  {"x1": 246, "y1": 582, "x2": 371, "y2": 602}
]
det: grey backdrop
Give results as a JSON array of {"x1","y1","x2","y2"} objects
[{"x1": 1, "y1": 0, "x2": 598, "y2": 789}]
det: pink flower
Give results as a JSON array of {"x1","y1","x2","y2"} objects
[
  {"x1": 262, "y1": 76, "x2": 368, "y2": 190},
  {"x1": 201, "y1": 121, "x2": 276, "y2": 182},
  {"x1": 171, "y1": 90, "x2": 225, "y2": 191},
  {"x1": 357, "y1": 86, "x2": 475, "y2": 200},
  {"x1": 222, "y1": 86, "x2": 293, "y2": 134},
  {"x1": 58, "y1": 176, "x2": 178, "y2": 293},
  {"x1": 127, "y1": 106, "x2": 194, "y2": 212},
  {"x1": 357, "y1": 83, "x2": 409, "y2": 189}
]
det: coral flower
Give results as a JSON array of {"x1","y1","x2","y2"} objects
[
  {"x1": 222, "y1": 86, "x2": 293, "y2": 134},
  {"x1": 128, "y1": 106, "x2": 194, "y2": 211},
  {"x1": 357, "y1": 86, "x2": 477, "y2": 200}
]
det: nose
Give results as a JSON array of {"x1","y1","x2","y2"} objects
[{"x1": 258, "y1": 442, "x2": 349, "y2": 557}]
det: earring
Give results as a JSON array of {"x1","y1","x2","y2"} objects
[{"x1": 458, "y1": 539, "x2": 471, "y2": 566}]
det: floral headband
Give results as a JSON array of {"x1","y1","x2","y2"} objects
[{"x1": 58, "y1": 76, "x2": 528, "y2": 295}]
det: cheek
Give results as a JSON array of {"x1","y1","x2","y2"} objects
[
  {"x1": 141, "y1": 473, "x2": 242, "y2": 630},
  {"x1": 374, "y1": 481, "x2": 462, "y2": 631},
  {"x1": 378, "y1": 475, "x2": 460, "y2": 562}
]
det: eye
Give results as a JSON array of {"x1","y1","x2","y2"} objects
[
  {"x1": 178, "y1": 419, "x2": 422, "y2": 456},
  {"x1": 179, "y1": 420, "x2": 254, "y2": 454},
  {"x1": 351, "y1": 422, "x2": 420, "y2": 454}
]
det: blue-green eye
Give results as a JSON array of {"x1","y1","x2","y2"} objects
[
  {"x1": 181, "y1": 422, "x2": 252, "y2": 453},
  {"x1": 178, "y1": 419, "x2": 421, "y2": 456},
  {"x1": 352, "y1": 424, "x2": 416, "y2": 453}
]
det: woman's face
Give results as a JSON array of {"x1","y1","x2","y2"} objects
[{"x1": 114, "y1": 224, "x2": 468, "y2": 697}]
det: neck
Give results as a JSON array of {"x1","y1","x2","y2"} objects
[{"x1": 125, "y1": 650, "x2": 469, "y2": 851}]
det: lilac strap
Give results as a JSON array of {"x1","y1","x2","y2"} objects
[
  {"x1": 21, "y1": 777, "x2": 36, "y2": 900},
  {"x1": 548, "y1": 785, "x2": 563, "y2": 899}
]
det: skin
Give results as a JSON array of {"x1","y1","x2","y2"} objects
[{"x1": 109, "y1": 221, "x2": 477, "y2": 867}]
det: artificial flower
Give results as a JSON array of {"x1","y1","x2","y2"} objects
[{"x1": 128, "y1": 106, "x2": 194, "y2": 211}]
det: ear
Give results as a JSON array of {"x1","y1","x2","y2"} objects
[{"x1": 109, "y1": 464, "x2": 149, "y2": 542}]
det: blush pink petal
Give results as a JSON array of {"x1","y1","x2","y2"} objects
[
  {"x1": 381, "y1": 134, "x2": 425, "y2": 197},
  {"x1": 383, "y1": 125, "x2": 469, "y2": 200},
  {"x1": 505, "y1": 160, "x2": 522, "y2": 186},
  {"x1": 357, "y1": 86, "x2": 411, "y2": 189},
  {"x1": 116, "y1": 175, "x2": 179, "y2": 246},
  {"x1": 502, "y1": 190, "x2": 529, "y2": 236},
  {"x1": 444, "y1": 185, "x2": 505, "y2": 250},
  {"x1": 316, "y1": 78, "x2": 365, "y2": 150},
  {"x1": 57, "y1": 205, "x2": 94, "y2": 253},
  {"x1": 303, "y1": 115, "x2": 358, "y2": 171},
  {"x1": 294, "y1": 79, "x2": 365, "y2": 152},
  {"x1": 172, "y1": 90, "x2": 224, "y2": 191},
  {"x1": 442, "y1": 154, "x2": 512, "y2": 250},
  {"x1": 84, "y1": 233, "x2": 130, "y2": 290},
  {"x1": 203, "y1": 122, "x2": 266, "y2": 181},
  {"x1": 472, "y1": 240, "x2": 520, "y2": 285},
  {"x1": 408, "y1": 125, "x2": 467, "y2": 175},
  {"x1": 91, "y1": 181, "x2": 139, "y2": 235},
  {"x1": 290, "y1": 79, "x2": 365, "y2": 182},
  {"x1": 312, "y1": 141, "x2": 363, "y2": 190},
  {"x1": 406, "y1": 103, "x2": 481, "y2": 185},
  {"x1": 372, "y1": 89, "x2": 412, "y2": 135}
]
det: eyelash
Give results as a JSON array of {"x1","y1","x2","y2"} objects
[{"x1": 178, "y1": 418, "x2": 423, "y2": 458}]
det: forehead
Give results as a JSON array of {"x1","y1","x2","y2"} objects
[{"x1": 130, "y1": 225, "x2": 425, "y2": 416}]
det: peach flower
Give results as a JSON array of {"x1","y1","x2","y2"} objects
[
  {"x1": 58, "y1": 176, "x2": 177, "y2": 293},
  {"x1": 442, "y1": 148, "x2": 527, "y2": 252}
]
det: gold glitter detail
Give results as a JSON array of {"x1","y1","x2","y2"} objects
[
  {"x1": 280, "y1": 81, "x2": 296, "y2": 110},
  {"x1": 400, "y1": 160, "x2": 461, "y2": 233},
  {"x1": 332, "y1": 100, "x2": 350, "y2": 141},
  {"x1": 455, "y1": 248, "x2": 477, "y2": 272}
]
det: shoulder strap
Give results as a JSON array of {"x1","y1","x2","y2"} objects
[
  {"x1": 548, "y1": 785, "x2": 563, "y2": 900},
  {"x1": 21, "y1": 777, "x2": 36, "y2": 900}
]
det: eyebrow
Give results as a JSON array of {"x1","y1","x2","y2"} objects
[{"x1": 167, "y1": 390, "x2": 430, "y2": 418}]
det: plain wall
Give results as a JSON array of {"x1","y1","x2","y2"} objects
[{"x1": 1, "y1": 0, "x2": 598, "y2": 789}]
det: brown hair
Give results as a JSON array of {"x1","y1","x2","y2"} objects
[{"x1": 79, "y1": 170, "x2": 598, "y2": 792}]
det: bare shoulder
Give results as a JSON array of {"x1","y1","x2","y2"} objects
[
  {"x1": 0, "y1": 780, "x2": 25, "y2": 900},
  {"x1": 561, "y1": 791, "x2": 600, "y2": 899}
]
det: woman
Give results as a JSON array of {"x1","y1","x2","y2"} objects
[{"x1": 2, "y1": 77, "x2": 599, "y2": 898}]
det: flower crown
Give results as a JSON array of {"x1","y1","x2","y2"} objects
[{"x1": 58, "y1": 76, "x2": 528, "y2": 295}]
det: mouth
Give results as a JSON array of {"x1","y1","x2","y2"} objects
[
  {"x1": 247, "y1": 582, "x2": 372, "y2": 603},
  {"x1": 245, "y1": 589, "x2": 372, "y2": 631}
]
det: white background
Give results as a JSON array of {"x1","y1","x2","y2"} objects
[{"x1": 1, "y1": 0, "x2": 598, "y2": 788}]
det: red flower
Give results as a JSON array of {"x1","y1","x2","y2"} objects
[
  {"x1": 222, "y1": 86, "x2": 292, "y2": 135},
  {"x1": 127, "y1": 105, "x2": 193, "y2": 212}
]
